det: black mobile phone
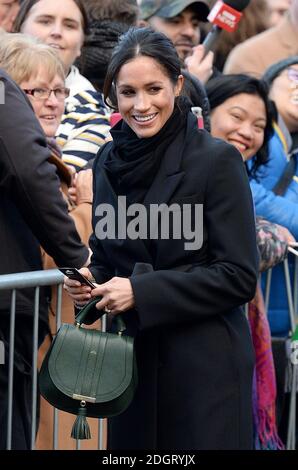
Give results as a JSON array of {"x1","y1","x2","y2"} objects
[{"x1": 59, "y1": 267, "x2": 96, "y2": 289}]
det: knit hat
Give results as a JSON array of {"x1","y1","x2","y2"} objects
[
  {"x1": 262, "y1": 56, "x2": 298, "y2": 88},
  {"x1": 79, "y1": 20, "x2": 130, "y2": 89},
  {"x1": 140, "y1": 0, "x2": 210, "y2": 21}
]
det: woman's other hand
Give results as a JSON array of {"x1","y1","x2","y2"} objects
[{"x1": 91, "y1": 277, "x2": 135, "y2": 315}]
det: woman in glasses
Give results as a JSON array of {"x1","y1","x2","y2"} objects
[
  {"x1": 264, "y1": 58, "x2": 298, "y2": 145},
  {"x1": 0, "y1": 33, "x2": 66, "y2": 159},
  {"x1": 0, "y1": 33, "x2": 69, "y2": 160},
  {"x1": 0, "y1": 32, "x2": 96, "y2": 449},
  {"x1": 13, "y1": 0, "x2": 110, "y2": 171}
]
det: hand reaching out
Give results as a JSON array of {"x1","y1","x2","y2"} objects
[
  {"x1": 184, "y1": 44, "x2": 214, "y2": 84},
  {"x1": 68, "y1": 169, "x2": 93, "y2": 205}
]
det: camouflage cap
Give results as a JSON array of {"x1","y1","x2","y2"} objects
[{"x1": 140, "y1": 0, "x2": 210, "y2": 21}]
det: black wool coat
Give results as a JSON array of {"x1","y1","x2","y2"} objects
[{"x1": 89, "y1": 113, "x2": 258, "y2": 450}]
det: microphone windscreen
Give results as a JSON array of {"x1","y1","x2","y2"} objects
[{"x1": 224, "y1": 0, "x2": 250, "y2": 11}]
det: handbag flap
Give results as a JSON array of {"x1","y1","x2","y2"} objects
[{"x1": 48, "y1": 323, "x2": 134, "y2": 403}]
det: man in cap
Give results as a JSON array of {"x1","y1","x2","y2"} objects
[{"x1": 139, "y1": 0, "x2": 214, "y2": 84}]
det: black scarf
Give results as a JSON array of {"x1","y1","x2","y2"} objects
[{"x1": 103, "y1": 97, "x2": 191, "y2": 203}]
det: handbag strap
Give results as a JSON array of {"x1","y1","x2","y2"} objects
[
  {"x1": 75, "y1": 297, "x2": 102, "y2": 325},
  {"x1": 75, "y1": 297, "x2": 126, "y2": 334},
  {"x1": 272, "y1": 153, "x2": 297, "y2": 196}
]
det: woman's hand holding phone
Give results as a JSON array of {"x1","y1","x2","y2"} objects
[{"x1": 63, "y1": 268, "x2": 135, "y2": 315}]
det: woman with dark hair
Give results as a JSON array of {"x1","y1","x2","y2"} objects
[
  {"x1": 206, "y1": 73, "x2": 292, "y2": 449},
  {"x1": 64, "y1": 27, "x2": 258, "y2": 450},
  {"x1": 14, "y1": 0, "x2": 110, "y2": 170},
  {"x1": 206, "y1": 74, "x2": 275, "y2": 175},
  {"x1": 207, "y1": 72, "x2": 298, "y2": 334}
]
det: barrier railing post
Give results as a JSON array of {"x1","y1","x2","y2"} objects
[
  {"x1": 53, "y1": 283, "x2": 63, "y2": 450},
  {"x1": 31, "y1": 287, "x2": 40, "y2": 450},
  {"x1": 6, "y1": 289, "x2": 16, "y2": 450},
  {"x1": 264, "y1": 268, "x2": 272, "y2": 313},
  {"x1": 283, "y1": 249, "x2": 298, "y2": 450},
  {"x1": 0, "y1": 270, "x2": 63, "y2": 450}
]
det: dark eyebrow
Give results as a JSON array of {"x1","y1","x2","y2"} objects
[
  {"x1": 145, "y1": 81, "x2": 163, "y2": 86},
  {"x1": 117, "y1": 81, "x2": 163, "y2": 88},
  {"x1": 229, "y1": 106, "x2": 266, "y2": 122},
  {"x1": 36, "y1": 14, "x2": 79, "y2": 25},
  {"x1": 36, "y1": 14, "x2": 54, "y2": 20},
  {"x1": 63, "y1": 18, "x2": 80, "y2": 26}
]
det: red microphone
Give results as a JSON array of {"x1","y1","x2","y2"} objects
[
  {"x1": 203, "y1": 0, "x2": 250, "y2": 54},
  {"x1": 207, "y1": 1, "x2": 243, "y2": 32}
]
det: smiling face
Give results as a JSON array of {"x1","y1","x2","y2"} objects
[
  {"x1": 20, "y1": 0, "x2": 84, "y2": 74},
  {"x1": 148, "y1": 7, "x2": 200, "y2": 62},
  {"x1": 210, "y1": 93, "x2": 267, "y2": 161},
  {"x1": 20, "y1": 68, "x2": 65, "y2": 137},
  {"x1": 116, "y1": 55, "x2": 183, "y2": 139}
]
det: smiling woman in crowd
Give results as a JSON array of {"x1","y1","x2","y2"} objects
[
  {"x1": 64, "y1": 28, "x2": 258, "y2": 450},
  {"x1": 13, "y1": 0, "x2": 110, "y2": 170},
  {"x1": 206, "y1": 73, "x2": 295, "y2": 449}
]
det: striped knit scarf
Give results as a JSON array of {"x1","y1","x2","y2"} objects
[{"x1": 248, "y1": 283, "x2": 284, "y2": 450}]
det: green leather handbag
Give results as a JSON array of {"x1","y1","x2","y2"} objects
[{"x1": 39, "y1": 298, "x2": 137, "y2": 439}]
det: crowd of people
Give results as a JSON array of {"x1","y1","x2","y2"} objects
[{"x1": 0, "y1": 0, "x2": 297, "y2": 452}]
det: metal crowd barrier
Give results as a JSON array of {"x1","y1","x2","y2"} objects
[
  {"x1": 264, "y1": 248, "x2": 298, "y2": 450},
  {"x1": 1, "y1": 260, "x2": 297, "y2": 451},
  {"x1": 0, "y1": 269, "x2": 105, "y2": 450}
]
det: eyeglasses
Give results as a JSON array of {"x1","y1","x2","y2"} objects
[
  {"x1": 287, "y1": 68, "x2": 298, "y2": 84},
  {"x1": 23, "y1": 87, "x2": 70, "y2": 101}
]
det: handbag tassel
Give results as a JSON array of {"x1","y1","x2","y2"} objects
[{"x1": 71, "y1": 401, "x2": 91, "y2": 440}]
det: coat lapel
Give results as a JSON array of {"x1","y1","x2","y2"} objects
[
  {"x1": 143, "y1": 122, "x2": 189, "y2": 206},
  {"x1": 96, "y1": 161, "x2": 154, "y2": 267}
]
